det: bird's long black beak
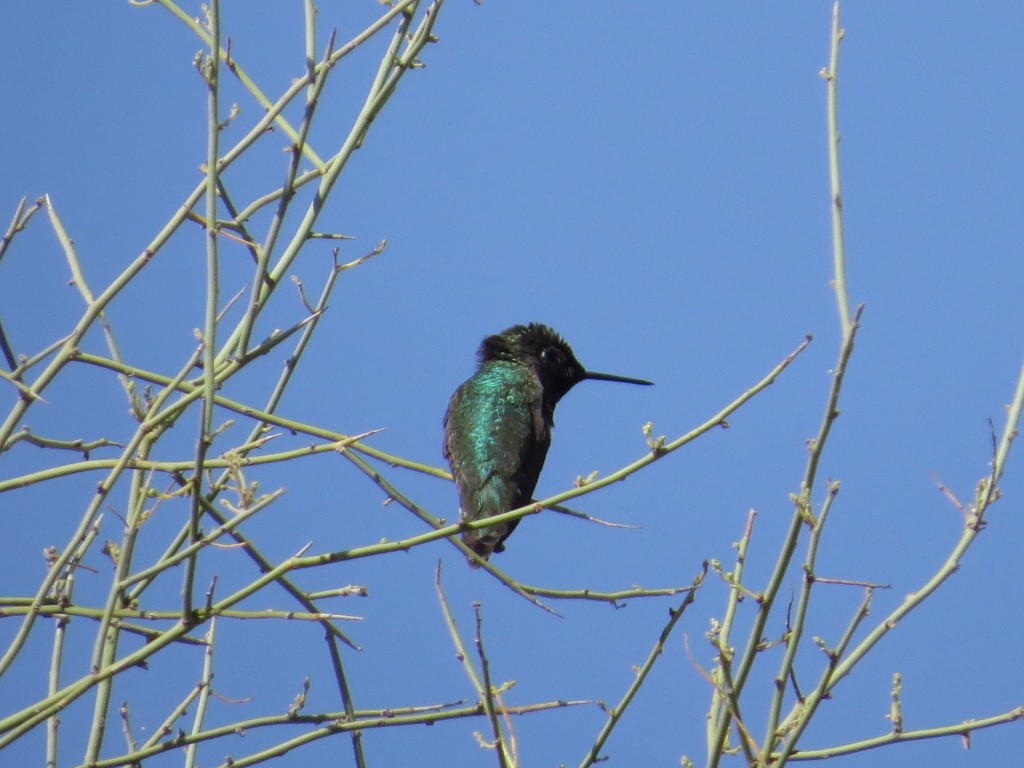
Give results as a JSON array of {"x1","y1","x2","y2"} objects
[{"x1": 584, "y1": 370, "x2": 654, "y2": 386}]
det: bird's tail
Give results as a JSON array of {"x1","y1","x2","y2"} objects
[{"x1": 461, "y1": 530, "x2": 499, "y2": 568}]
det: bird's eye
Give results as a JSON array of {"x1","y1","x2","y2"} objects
[{"x1": 541, "y1": 346, "x2": 563, "y2": 366}]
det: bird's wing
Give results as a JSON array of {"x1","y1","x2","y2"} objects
[{"x1": 443, "y1": 373, "x2": 547, "y2": 559}]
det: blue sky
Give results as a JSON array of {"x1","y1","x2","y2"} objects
[{"x1": 2, "y1": 2, "x2": 1023, "y2": 766}]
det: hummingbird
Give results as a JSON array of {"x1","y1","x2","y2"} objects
[{"x1": 443, "y1": 323, "x2": 653, "y2": 566}]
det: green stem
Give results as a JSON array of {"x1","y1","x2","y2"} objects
[
  {"x1": 825, "y1": 2, "x2": 851, "y2": 334},
  {"x1": 185, "y1": 619, "x2": 216, "y2": 768},
  {"x1": 706, "y1": 510, "x2": 756, "y2": 757},
  {"x1": 759, "y1": 481, "x2": 839, "y2": 759},
  {"x1": 579, "y1": 568, "x2": 704, "y2": 768}
]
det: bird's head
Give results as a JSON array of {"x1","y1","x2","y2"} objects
[{"x1": 478, "y1": 323, "x2": 652, "y2": 405}]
